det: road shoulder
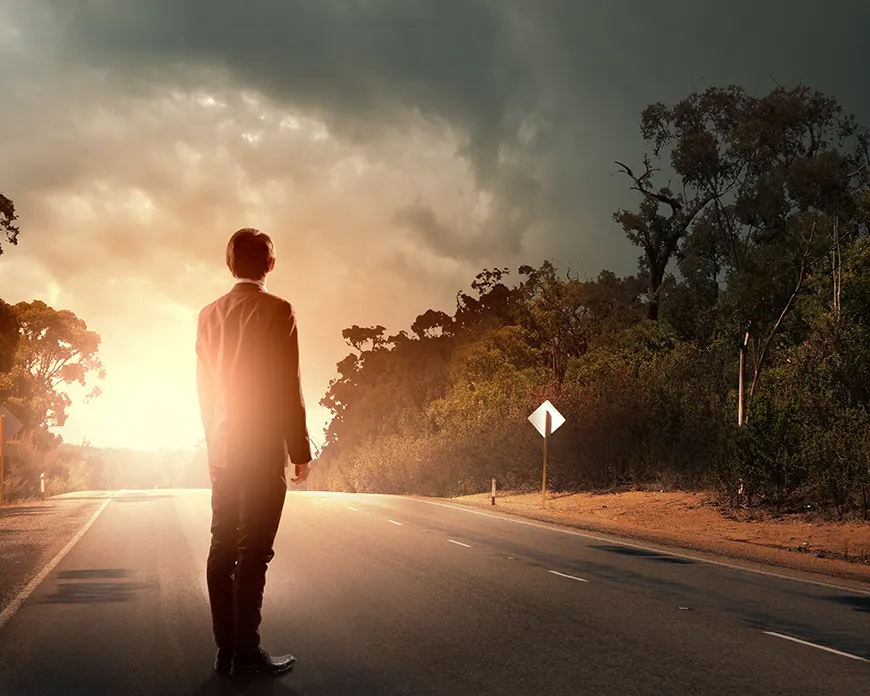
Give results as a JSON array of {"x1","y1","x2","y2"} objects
[
  {"x1": 442, "y1": 491, "x2": 870, "y2": 593},
  {"x1": 0, "y1": 492, "x2": 115, "y2": 617}
]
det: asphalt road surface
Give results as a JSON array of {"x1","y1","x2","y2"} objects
[{"x1": 0, "y1": 489, "x2": 868, "y2": 696}]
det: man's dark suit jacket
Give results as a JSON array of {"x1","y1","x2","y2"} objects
[{"x1": 196, "y1": 281, "x2": 312, "y2": 470}]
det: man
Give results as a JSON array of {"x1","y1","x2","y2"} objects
[{"x1": 196, "y1": 228, "x2": 312, "y2": 677}]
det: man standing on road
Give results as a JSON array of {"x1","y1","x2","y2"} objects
[{"x1": 196, "y1": 228, "x2": 312, "y2": 677}]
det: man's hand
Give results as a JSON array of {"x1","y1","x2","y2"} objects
[{"x1": 291, "y1": 463, "x2": 310, "y2": 485}]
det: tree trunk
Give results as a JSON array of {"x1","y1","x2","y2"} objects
[{"x1": 646, "y1": 259, "x2": 664, "y2": 321}]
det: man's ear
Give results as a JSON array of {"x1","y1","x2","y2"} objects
[{"x1": 268, "y1": 257, "x2": 276, "y2": 273}]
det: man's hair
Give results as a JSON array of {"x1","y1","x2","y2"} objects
[{"x1": 226, "y1": 228, "x2": 275, "y2": 280}]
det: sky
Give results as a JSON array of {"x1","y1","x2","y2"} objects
[{"x1": 0, "y1": 1, "x2": 868, "y2": 451}]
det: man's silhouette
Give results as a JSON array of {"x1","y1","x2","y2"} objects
[{"x1": 196, "y1": 228, "x2": 312, "y2": 677}]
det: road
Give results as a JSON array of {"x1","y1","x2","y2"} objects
[{"x1": 0, "y1": 489, "x2": 868, "y2": 695}]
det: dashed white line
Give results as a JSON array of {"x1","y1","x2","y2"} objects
[
  {"x1": 549, "y1": 570, "x2": 589, "y2": 583},
  {"x1": 448, "y1": 539, "x2": 471, "y2": 548},
  {"x1": 388, "y1": 520, "x2": 403, "y2": 526},
  {"x1": 407, "y1": 498, "x2": 870, "y2": 596},
  {"x1": 763, "y1": 631, "x2": 869, "y2": 663},
  {"x1": 347, "y1": 506, "x2": 359, "y2": 511}
]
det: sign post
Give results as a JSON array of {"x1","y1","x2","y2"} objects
[
  {"x1": 528, "y1": 400, "x2": 565, "y2": 510},
  {"x1": 0, "y1": 407, "x2": 24, "y2": 506},
  {"x1": 542, "y1": 412, "x2": 551, "y2": 508},
  {"x1": 0, "y1": 413, "x2": 4, "y2": 506}
]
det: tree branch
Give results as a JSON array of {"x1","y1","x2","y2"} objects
[
  {"x1": 747, "y1": 224, "x2": 815, "y2": 405},
  {"x1": 615, "y1": 159, "x2": 683, "y2": 214}
]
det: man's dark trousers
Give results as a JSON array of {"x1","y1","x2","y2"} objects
[{"x1": 207, "y1": 462, "x2": 287, "y2": 657}]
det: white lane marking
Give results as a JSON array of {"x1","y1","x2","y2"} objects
[
  {"x1": 388, "y1": 520, "x2": 403, "y2": 526},
  {"x1": 448, "y1": 539, "x2": 471, "y2": 548},
  {"x1": 406, "y1": 498, "x2": 870, "y2": 596},
  {"x1": 549, "y1": 570, "x2": 589, "y2": 583},
  {"x1": 763, "y1": 631, "x2": 869, "y2": 663},
  {"x1": 347, "y1": 506, "x2": 359, "y2": 511},
  {"x1": 0, "y1": 491, "x2": 119, "y2": 631}
]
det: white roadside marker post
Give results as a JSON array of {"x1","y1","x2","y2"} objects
[{"x1": 491, "y1": 478, "x2": 496, "y2": 506}]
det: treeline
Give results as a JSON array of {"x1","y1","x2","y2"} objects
[
  {"x1": 0, "y1": 292, "x2": 107, "y2": 500},
  {"x1": 310, "y1": 84, "x2": 870, "y2": 519},
  {"x1": 3, "y1": 434, "x2": 212, "y2": 499}
]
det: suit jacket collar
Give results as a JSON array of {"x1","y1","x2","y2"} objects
[{"x1": 232, "y1": 278, "x2": 267, "y2": 293}]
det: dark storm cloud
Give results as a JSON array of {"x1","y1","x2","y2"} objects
[
  {"x1": 25, "y1": 0, "x2": 868, "y2": 275},
  {"x1": 48, "y1": 0, "x2": 532, "y2": 184},
  {"x1": 4, "y1": 0, "x2": 870, "y2": 448}
]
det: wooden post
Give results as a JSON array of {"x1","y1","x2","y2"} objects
[
  {"x1": 0, "y1": 415, "x2": 5, "y2": 506},
  {"x1": 542, "y1": 411, "x2": 551, "y2": 509},
  {"x1": 738, "y1": 330, "x2": 749, "y2": 426}
]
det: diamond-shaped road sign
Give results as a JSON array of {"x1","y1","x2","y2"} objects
[
  {"x1": 0, "y1": 406, "x2": 23, "y2": 441},
  {"x1": 528, "y1": 400, "x2": 565, "y2": 438}
]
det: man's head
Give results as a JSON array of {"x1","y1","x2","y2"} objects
[{"x1": 226, "y1": 228, "x2": 276, "y2": 280}]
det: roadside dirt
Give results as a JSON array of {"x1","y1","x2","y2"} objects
[{"x1": 452, "y1": 490, "x2": 870, "y2": 585}]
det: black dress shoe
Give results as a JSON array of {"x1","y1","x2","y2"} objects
[
  {"x1": 214, "y1": 649, "x2": 233, "y2": 674},
  {"x1": 231, "y1": 648, "x2": 296, "y2": 677}
]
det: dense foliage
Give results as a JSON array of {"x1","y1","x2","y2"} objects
[
  {"x1": 2, "y1": 83, "x2": 869, "y2": 518},
  {"x1": 310, "y1": 84, "x2": 870, "y2": 519}
]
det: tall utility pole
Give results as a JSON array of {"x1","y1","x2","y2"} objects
[{"x1": 738, "y1": 329, "x2": 750, "y2": 426}]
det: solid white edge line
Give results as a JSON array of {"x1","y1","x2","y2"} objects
[
  {"x1": 405, "y1": 497, "x2": 870, "y2": 596},
  {"x1": 388, "y1": 520, "x2": 403, "y2": 526},
  {"x1": 763, "y1": 631, "x2": 869, "y2": 663},
  {"x1": 448, "y1": 539, "x2": 471, "y2": 548},
  {"x1": 549, "y1": 570, "x2": 589, "y2": 583},
  {"x1": 0, "y1": 491, "x2": 119, "y2": 631}
]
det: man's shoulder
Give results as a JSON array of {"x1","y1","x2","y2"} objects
[
  {"x1": 255, "y1": 290, "x2": 295, "y2": 319},
  {"x1": 201, "y1": 290, "x2": 293, "y2": 319},
  {"x1": 197, "y1": 295, "x2": 223, "y2": 322}
]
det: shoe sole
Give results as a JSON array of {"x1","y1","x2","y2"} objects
[{"x1": 230, "y1": 659, "x2": 296, "y2": 678}]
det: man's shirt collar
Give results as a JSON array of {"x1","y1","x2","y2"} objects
[{"x1": 235, "y1": 277, "x2": 267, "y2": 292}]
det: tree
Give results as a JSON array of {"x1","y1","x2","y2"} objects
[
  {"x1": 341, "y1": 325, "x2": 388, "y2": 352},
  {"x1": 615, "y1": 84, "x2": 870, "y2": 325},
  {"x1": 0, "y1": 299, "x2": 19, "y2": 373},
  {"x1": 0, "y1": 301, "x2": 105, "y2": 436},
  {"x1": 0, "y1": 192, "x2": 19, "y2": 257},
  {"x1": 517, "y1": 262, "x2": 644, "y2": 383},
  {"x1": 614, "y1": 157, "x2": 716, "y2": 320},
  {"x1": 411, "y1": 310, "x2": 453, "y2": 339}
]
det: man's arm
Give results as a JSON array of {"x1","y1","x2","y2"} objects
[{"x1": 279, "y1": 303, "x2": 312, "y2": 465}]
